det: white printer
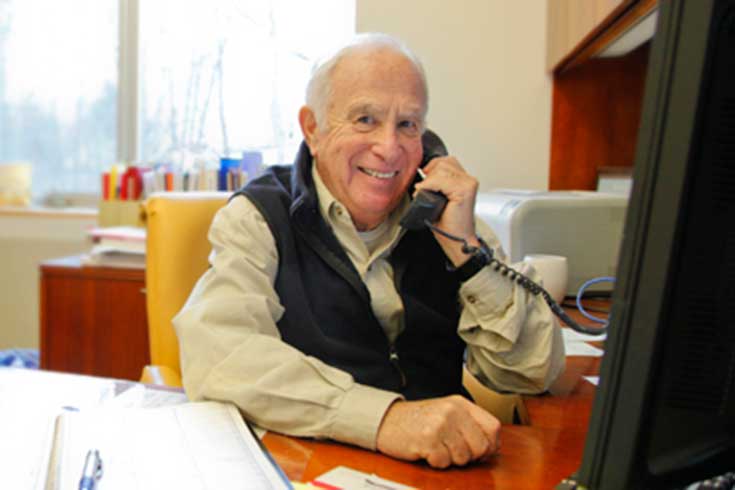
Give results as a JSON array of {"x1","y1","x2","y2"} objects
[{"x1": 475, "y1": 190, "x2": 628, "y2": 295}]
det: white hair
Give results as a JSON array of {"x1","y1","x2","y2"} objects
[{"x1": 305, "y1": 32, "x2": 429, "y2": 130}]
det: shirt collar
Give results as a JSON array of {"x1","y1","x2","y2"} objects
[{"x1": 312, "y1": 160, "x2": 341, "y2": 224}]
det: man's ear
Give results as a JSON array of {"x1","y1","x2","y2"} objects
[{"x1": 298, "y1": 106, "x2": 319, "y2": 157}]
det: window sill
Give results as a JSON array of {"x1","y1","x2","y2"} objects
[{"x1": 0, "y1": 204, "x2": 98, "y2": 219}]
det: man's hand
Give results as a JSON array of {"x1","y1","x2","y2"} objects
[
  {"x1": 375, "y1": 395, "x2": 501, "y2": 469},
  {"x1": 413, "y1": 157, "x2": 481, "y2": 267}
]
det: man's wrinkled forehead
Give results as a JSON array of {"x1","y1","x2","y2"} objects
[{"x1": 329, "y1": 48, "x2": 428, "y2": 112}]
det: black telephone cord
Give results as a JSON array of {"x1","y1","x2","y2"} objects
[{"x1": 425, "y1": 220, "x2": 608, "y2": 336}]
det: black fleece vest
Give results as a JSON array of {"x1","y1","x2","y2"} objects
[{"x1": 235, "y1": 144, "x2": 467, "y2": 400}]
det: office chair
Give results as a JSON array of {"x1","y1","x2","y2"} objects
[{"x1": 140, "y1": 191, "x2": 230, "y2": 387}]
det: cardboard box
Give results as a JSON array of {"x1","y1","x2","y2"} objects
[{"x1": 98, "y1": 200, "x2": 145, "y2": 227}]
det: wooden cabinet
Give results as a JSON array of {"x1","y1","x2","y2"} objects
[
  {"x1": 40, "y1": 256, "x2": 150, "y2": 381},
  {"x1": 547, "y1": 0, "x2": 659, "y2": 191}
]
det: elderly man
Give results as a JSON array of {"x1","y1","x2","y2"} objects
[{"x1": 174, "y1": 33, "x2": 565, "y2": 469}]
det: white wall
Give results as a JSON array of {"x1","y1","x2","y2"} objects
[{"x1": 357, "y1": 0, "x2": 551, "y2": 191}]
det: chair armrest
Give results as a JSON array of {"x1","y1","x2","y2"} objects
[
  {"x1": 140, "y1": 364, "x2": 183, "y2": 388},
  {"x1": 462, "y1": 366, "x2": 529, "y2": 425}
]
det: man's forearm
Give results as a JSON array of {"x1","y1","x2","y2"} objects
[
  {"x1": 456, "y1": 220, "x2": 566, "y2": 394},
  {"x1": 176, "y1": 304, "x2": 399, "y2": 449}
]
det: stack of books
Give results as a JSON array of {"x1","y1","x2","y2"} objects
[{"x1": 82, "y1": 226, "x2": 146, "y2": 269}]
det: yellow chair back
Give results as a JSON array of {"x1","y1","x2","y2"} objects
[{"x1": 143, "y1": 191, "x2": 229, "y2": 383}]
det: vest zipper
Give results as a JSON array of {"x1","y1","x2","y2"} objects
[{"x1": 389, "y1": 344, "x2": 407, "y2": 388}]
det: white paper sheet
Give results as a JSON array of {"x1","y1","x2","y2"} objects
[
  {"x1": 562, "y1": 328, "x2": 605, "y2": 357},
  {"x1": 564, "y1": 341, "x2": 604, "y2": 357},
  {"x1": 103, "y1": 383, "x2": 189, "y2": 409},
  {"x1": 314, "y1": 466, "x2": 416, "y2": 490}
]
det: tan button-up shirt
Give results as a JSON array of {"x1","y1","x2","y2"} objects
[{"x1": 174, "y1": 165, "x2": 565, "y2": 451}]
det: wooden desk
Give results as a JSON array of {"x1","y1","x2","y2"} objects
[
  {"x1": 37, "y1": 256, "x2": 605, "y2": 488},
  {"x1": 262, "y1": 326, "x2": 603, "y2": 489},
  {"x1": 262, "y1": 363, "x2": 597, "y2": 490}
]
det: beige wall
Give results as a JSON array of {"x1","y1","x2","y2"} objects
[
  {"x1": 357, "y1": 0, "x2": 551, "y2": 191},
  {"x1": 0, "y1": 213, "x2": 95, "y2": 350}
]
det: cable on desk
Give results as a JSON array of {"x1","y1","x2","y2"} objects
[{"x1": 576, "y1": 276, "x2": 616, "y2": 326}]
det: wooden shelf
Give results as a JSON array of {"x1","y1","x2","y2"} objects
[{"x1": 548, "y1": 0, "x2": 658, "y2": 73}]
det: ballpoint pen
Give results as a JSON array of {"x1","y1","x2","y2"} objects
[{"x1": 79, "y1": 449, "x2": 103, "y2": 490}]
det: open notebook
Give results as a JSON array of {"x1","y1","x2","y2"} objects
[{"x1": 43, "y1": 401, "x2": 291, "y2": 490}]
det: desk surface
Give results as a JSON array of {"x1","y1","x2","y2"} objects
[{"x1": 261, "y1": 315, "x2": 604, "y2": 489}]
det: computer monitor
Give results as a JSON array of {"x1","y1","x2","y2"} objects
[{"x1": 563, "y1": 0, "x2": 735, "y2": 488}]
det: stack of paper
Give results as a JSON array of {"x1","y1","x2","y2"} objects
[{"x1": 83, "y1": 226, "x2": 146, "y2": 269}]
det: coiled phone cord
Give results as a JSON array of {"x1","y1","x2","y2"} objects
[{"x1": 426, "y1": 220, "x2": 608, "y2": 336}]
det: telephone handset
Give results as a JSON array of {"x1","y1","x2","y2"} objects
[
  {"x1": 399, "y1": 130, "x2": 607, "y2": 335},
  {"x1": 399, "y1": 130, "x2": 449, "y2": 231}
]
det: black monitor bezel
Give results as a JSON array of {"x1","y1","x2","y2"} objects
[{"x1": 572, "y1": 0, "x2": 735, "y2": 488}]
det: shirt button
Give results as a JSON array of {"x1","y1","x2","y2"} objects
[
  {"x1": 335, "y1": 207, "x2": 343, "y2": 216},
  {"x1": 466, "y1": 295, "x2": 477, "y2": 304},
  {"x1": 367, "y1": 265, "x2": 373, "y2": 272}
]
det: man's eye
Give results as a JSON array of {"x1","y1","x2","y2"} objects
[
  {"x1": 399, "y1": 120, "x2": 419, "y2": 134},
  {"x1": 356, "y1": 115, "x2": 374, "y2": 125}
]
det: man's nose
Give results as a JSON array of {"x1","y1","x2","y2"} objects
[{"x1": 372, "y1": 125, "x2": 402, "y2": 163}]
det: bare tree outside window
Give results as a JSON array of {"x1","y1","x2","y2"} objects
[
  {"x1": 140, "y1": 0, "x2": 354, "y2": 171},
  {"x1": 0, "y1": 0, "x2": 118, "y2": 201}
]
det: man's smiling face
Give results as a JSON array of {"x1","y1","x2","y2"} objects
[{"x1": 302, "y1": 47, "x2": 427, "y2": 231}]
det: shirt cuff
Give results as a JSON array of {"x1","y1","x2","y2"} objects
[
  {"x1": 459, "y1": 266, "x2": 512, "y2": 313},
  {"x1": 458, "y1": 267, "x2": 521, "y2": 346},
  {"x1": 328, "y1": 384, "x2": 402, "y2": 451}
]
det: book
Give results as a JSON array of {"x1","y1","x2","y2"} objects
[
  {"x1": 87, "y1": 226, "x2": 146, "y2": 255},
  {"x1": 81, "y1": 250, "x2": 145, "y2": 269},
  {"x1": 84, "y1": 225, "x2": 146, "y2": 268},
  {"x1": 1, "y1": 370, "x2": 290, "y2": 490},
  {"x1": 45, "y1": 401, "x2": 291, "y2": 490}
]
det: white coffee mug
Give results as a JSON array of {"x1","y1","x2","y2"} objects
[{"x1": 522, "y1": 254, "x2": 569, "y2": 304}]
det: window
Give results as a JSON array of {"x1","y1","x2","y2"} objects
[
  {"x1": 0, "y1": 0, "x2": 355, "y2": 202},
  {"x1": 0, "y1": 0, "x2": 118, "y2": 201}
]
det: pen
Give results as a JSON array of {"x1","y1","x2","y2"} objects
[{"x1": 79, "y1": 449, "x2": 103, "y2": 490}]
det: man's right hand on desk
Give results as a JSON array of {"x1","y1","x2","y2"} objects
[{"x1": 375, "y1": 395, "x2": 501, "y2": 469}]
